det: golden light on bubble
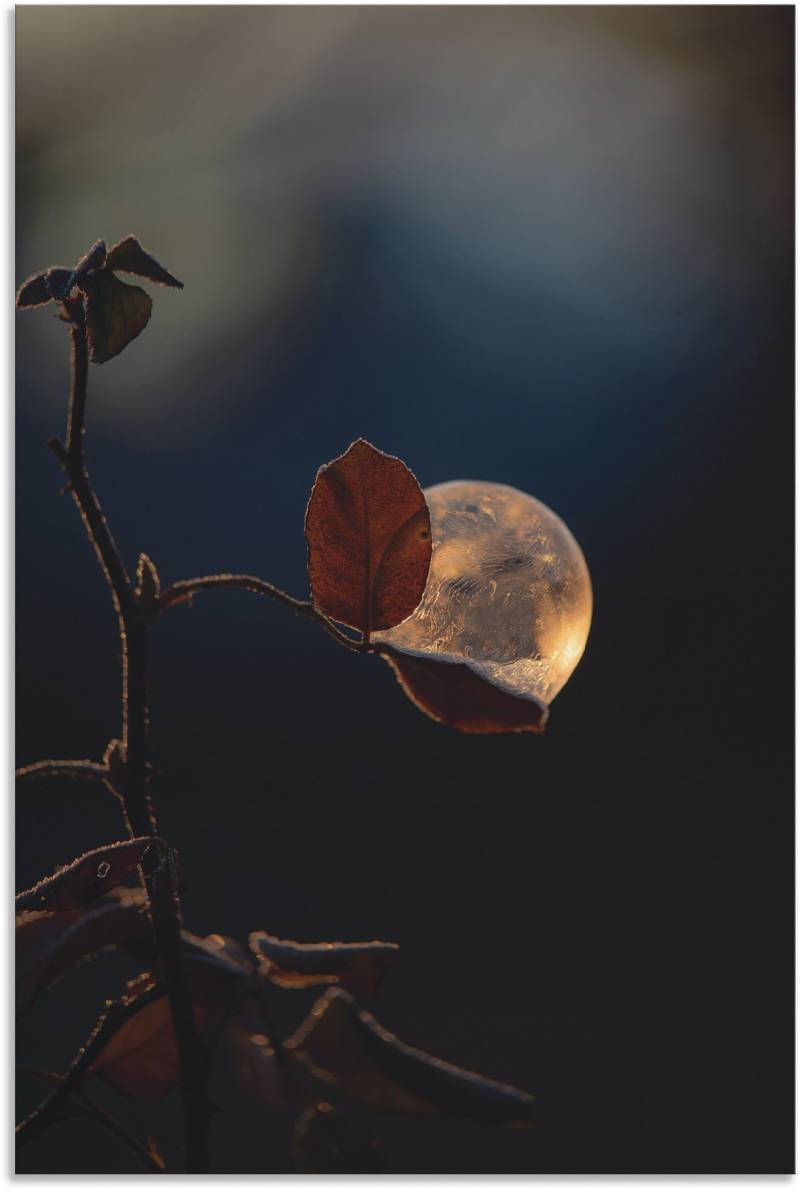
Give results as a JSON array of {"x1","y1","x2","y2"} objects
[{"x1": 375, "y1": 480, "x2": 592, "y2": 708}]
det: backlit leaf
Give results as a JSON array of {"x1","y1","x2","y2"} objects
[
  {"x1": 305, "y1": 439, "x2": 432, "y2": 635},
  {"x1": 16, "y1": 271, "x2": 51, "y2": 309},
  {"x1": 16, "y1": 887, "x2": 149, "y2": 1015},
  {"x1": 106, "y1": 235, "x2": 183, "y2": 288},
  {"x1": 250, "y1": 931, "x2": 398, "y2": 996},
  {"x1": 72, "y1": 238, "x2": 107, "y2": 280},
  {"x1": 376, "y1": 644, "x2": 548, "y2": 734},
  {"x1": 80, "y1": 270, "x2": 153, "y2": 363},
  {"x1": 285, "y1": 988, "x2": 534, "y2": 1125},
  {"x1": 90, "y1": 934, "x2": 253, "y2": 1099},
  {"x1": 15, "y1": 838, "x2": 153, "y2": 912}
]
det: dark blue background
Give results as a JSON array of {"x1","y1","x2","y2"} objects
[{"x1": 16, "y1": 6, "x2": 794, "y2": 1172}]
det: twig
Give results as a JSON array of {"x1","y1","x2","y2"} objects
[
  {"x1": 158, "y1": 573, "x2": 366, "y2": 653},
  {"x1": 44, "y1": 302, "x2": 211, "y2": 1172},
  {"x1": 16, "y1": 986, "x2": 160, "y2": 1150},
  {"x1": 15, "y1": 759, "x2": 110, "y2": 784},
  {"x1": 17, "y1": 1065, "x2": 165, "y2": 1172}
]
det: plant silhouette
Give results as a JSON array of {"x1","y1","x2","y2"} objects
[{"x1": 16, "y1": 237, "x2": 536, "y2": 1173}]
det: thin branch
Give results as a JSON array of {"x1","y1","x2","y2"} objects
[
  {"x1": 44, "y1": 302, "x2": 211, "y2": 1172},
  {"x1": 158, "y1": 573, "x2": 366, "y2": 653},
  {"x1": 17, "y1": 1065, "x2": 165, "y2": 1172},
  {"x1": 15, "y1": 759, "x2": 110, "y2": 784},
  {"x1": 16, "y1": 985, "x2": 160, "y2": 1151}
]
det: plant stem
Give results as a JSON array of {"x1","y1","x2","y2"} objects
[
  {"x1": 17, "y1": 1065, "x2": 166, "y2": 1172},
  {"x1": 158, "y1": 573, "x2": 367, "y2": 652},
  {"x1": 16, "y1": 983, "x2": 162, "y2": 1151},
  {"x1": 15, "y1": 759, "x2": 110, "y2": 784},
  {"x1": 45, "y1": 305, "x2": 211, "y2": 1172}
]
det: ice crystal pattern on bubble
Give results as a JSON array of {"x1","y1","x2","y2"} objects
[{"x1": 376, "y1": 481, "x2": 592, "y2": 707}]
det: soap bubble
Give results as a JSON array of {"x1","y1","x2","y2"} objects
[{"x1": 375, "y1": 480, "x2": 592, "y2": 707}]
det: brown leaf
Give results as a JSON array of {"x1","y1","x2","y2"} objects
[
  {"x1": 16, "y1": 271, "x2": 51, "y2": 308},
  {"x1": 16, "y1": 268, "x2": 74, "y2": 308},
  {"x1": 376, "y1": 644, "x2": 548, "y2": 734},
  {"x1": 16, "y1": 887, "x2": 149, "y2": 1015},
  {"x1": 72, "y1": 238, "x2": 107, "y2": 280},
  {"x1": 305, "y1": 439, "x2": 432, "y2": 635},
  {"x1": 90, "y1": 934, "x2": 253, "y2": 1099},
  {"x1": 90, "y1": 987, "x2": 202, "y2": 1099},
  {"x1": 15, "y1": 838, "x2": 153, "y2": 912},
  {"x1": 250, "y1": 931, "x2": 398, "y2": 996},
  {"x1": 285, "y1": 988, "x2": 534, "y2": 1125},
  {"x1": 106, "y1": 235, "x2": 184, "y2": 288},
  {"x1": 80, "y1": 270, "x2": 153, "y2": 363}
]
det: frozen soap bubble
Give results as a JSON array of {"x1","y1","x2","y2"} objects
[{"x1": 375, "y1": 480, "x2": 592, "y2": 708}]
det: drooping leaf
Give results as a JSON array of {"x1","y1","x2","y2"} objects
[
  {"x1": 15, "y1": 838, "x2": 153, "y2": 912},
  {"x1": 80, "y1": 270, "x2": 153, "y2": 363},
  {"x1": 285, "y1": 988, "x2": 534, "y2": 1125},
  {"x1": 106, "y1": 235, "x2": 184, "y2": 288},
  {"x1": 16, "y1": 887, "x2": 149, "y2": 1015},
  {"x1": 250, "y1": 931, "x2": 398, "y2": 996},
  {"x1": 90, "y1": 934, "x2": 253, "y2": 1099},
  {"x1": 292, "y1": 1102, "x2": 384, "y2": 1173},
  {"x1": 376, "y1": 644, "x2": 548, "y2": 735},
  {"x1": 305, "y1": 439, "x2": 432, "y2": 635}
]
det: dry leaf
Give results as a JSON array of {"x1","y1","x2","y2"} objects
[
  {"x1": 106, "y1": 235, "x2": 184, "y2": 288},
  {"x1": 80, "y1": 271, "x2": 153, "y2": 364},
  {"x1": 377, "y1": 644, "x2": 548, "y2": 734},
  {"x1": 16, "y1": 887, "x2": 149, "y2": 1015},
  {"x1": 250, "y1": 931, "x2": 398, "y2": 996},
  {"x1": 305, "y1": 439, "x2": 432, "y2": 635},
  {"x1": 15, "y1": 838, "x2": 153, "y2": 912},
  {"x1": 285, "y1": 988, "x2": 534, "y2": 1125}
]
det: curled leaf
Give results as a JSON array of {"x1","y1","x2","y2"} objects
[
  {"x1": 285, "y1": 988, "x2": 534, "y2": 1125},
  {"x1": 305, "y1": 439, "x2": 432, "y2": 636},
  {"x1": 16, "y1": 268, "x2": 74, "y2": 309},
  {"x1": 376, "y1": 644, "x2": 548, "y2": 735},
  {"x1": 72, "y1": 238, "x2": 107, "y2": 280},
  {"x1": 16, "y1": 887, "x2": 149, "y2": 1015},
  {"x1": 16, "y1": 271, "x2": 50, "y2": 309},
  {"x1": 80, "y1": 270, "x2": 153, "y2": 364},
  {"x1": 106, "y1": 235, "x2": 183, "y2": 288},
  {"x1": 15, "y1": 838, "x2": 153, "y2": 912},
  {"x1": 250, "y1": 931, "x2": 398, "y2": 996}
]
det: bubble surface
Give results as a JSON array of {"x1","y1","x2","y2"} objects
[{"x1": 375, "y1": 480, "x2": 592, "y2": 706}]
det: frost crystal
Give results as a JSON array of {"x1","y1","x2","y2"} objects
[{"x1": 375, "y1": 480, "x2": 592, "y2": 706}]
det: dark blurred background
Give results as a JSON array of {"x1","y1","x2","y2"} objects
[{"x1": 16, "y1": 5, "x2": 794, "y2": 1173}]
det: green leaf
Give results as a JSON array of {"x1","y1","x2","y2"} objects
[
  {"x1": 106, "y1": 235, "x2": 183, "y2": 288},
  {"x1": 80, "y1": 270, "x2": 153, "y2": 364}
]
